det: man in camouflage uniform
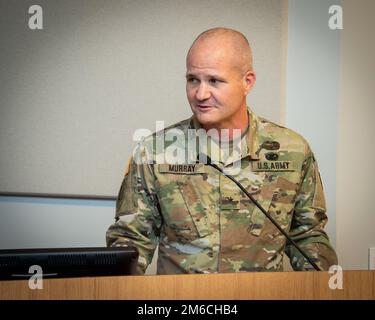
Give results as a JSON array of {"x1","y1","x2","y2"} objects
[{"x1": 106, "y1": 28, "x2": 338, "y2": 274}]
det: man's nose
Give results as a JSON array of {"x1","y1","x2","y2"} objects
[{"x1": 196, "y1": 83, "x2": 211, "y2": 101}]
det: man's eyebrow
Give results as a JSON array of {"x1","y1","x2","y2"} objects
[
  {"x1": 185, "y1": 73, "x2": 225, "y2": 80},
  {"x1": 185, "y1": 73, "x2": 196, "y2": 79}
]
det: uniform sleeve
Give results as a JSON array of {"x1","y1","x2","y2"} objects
[
  {"x1": 106, "y1": 144, "x2": 162, "y2": 274},
  {"x1": 285, "y1": 149, "x2": 338, "y2": 271}
]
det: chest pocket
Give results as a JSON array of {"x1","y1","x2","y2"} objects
[
  {"x1": 219, "y1": 174, "x2": 277, "y2": 236},
  {"x1": 247, "y1": 179, "x2": 278, "y2": 236},
  {"x1": 248, "y1": 176, "x2": 298, "y2": 237},
  {"x1": 156, "y1": 164, "x2": 212, "y2": 241}
]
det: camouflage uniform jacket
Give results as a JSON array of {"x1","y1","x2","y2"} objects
[{"x1": 106, "y1": 108, "x2": 338, "y2": 274}]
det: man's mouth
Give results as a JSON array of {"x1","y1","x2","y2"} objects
[{"x1": 196, "y1": 104, "x2": 215, "y2": 111}]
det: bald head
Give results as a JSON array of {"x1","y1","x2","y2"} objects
[{"x1": 187, "y1": 27, "x2": 253, "y2": 75}]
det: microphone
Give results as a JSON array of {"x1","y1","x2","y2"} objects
[{"x1": 199, "y1": 154, "x2": 322, "y2": 271}]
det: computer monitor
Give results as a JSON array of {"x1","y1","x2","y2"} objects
[{"x1": 0, "y1": 246, "x2": 138, "y2": 280}]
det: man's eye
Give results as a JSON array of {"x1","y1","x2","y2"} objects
[
  {"x1": 187, "y1": 78, "x2": 198, "y2": 84},
  {"x1": 209, "y1": 79, "x2": 220, "y2": 84}
]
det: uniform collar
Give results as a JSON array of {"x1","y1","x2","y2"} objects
[
  {"x1": 189, "y1": 106, "x2": 261, "y2": 163},
  {"x1": 246, "y1": 108, "x2": 261, "y2": 160}
]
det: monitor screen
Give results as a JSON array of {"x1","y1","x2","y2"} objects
[{"x1": 0, "y1": 246, "x2": 138, "y2": 280}]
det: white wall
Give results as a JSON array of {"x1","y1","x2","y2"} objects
[
  {"x1": 286, "y1": 0, "x2": 341, "y2": 247},
  {"x1": 336, "y1": 0, "x2": 375, "y2": 270},
  {"x1": 0, "y1": 197, "x2": 114, "y2": 249},
  {"x1": 287, "y1": 0, "x2": 375, "y2": 270}
]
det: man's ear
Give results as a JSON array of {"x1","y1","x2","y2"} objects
[{"x1": 243, "y1": 70, "x2": 256, "y2": 95}]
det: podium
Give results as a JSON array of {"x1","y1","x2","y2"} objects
[{"x1": 0, "y1": 271, "x2": 374, "y2": 299}]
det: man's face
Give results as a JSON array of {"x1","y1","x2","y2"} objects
[{"x1": 186, "y1": 43, "x2": 254, "y2": 130}]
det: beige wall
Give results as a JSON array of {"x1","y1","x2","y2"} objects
[
  {"x1": 0, "y1": 0, "x2": 285, "y2": 196},
  {"x1": 336, "y1": 0, "x2": 375, "y2": 269}
]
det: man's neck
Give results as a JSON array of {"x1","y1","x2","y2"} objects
[{"x1": 203, "y1": 107, "x2": 249, "y2": 141}]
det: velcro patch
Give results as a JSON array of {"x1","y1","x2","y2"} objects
[
  {"x1": 158, "y1": 164, "x2": 205, "y2": 174},
  {"x1": 252, "y1": 161, "x2": 295, "y2": 172}
]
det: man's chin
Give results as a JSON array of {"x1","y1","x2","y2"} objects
[{"x1": 194, "y1": 112, "x2": 219, "y2": 127}]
